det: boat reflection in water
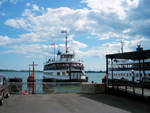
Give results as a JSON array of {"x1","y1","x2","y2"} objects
[
  {"x1": 42, "y1": 80, "x2": 81, "y2": 94},
  {"x1": 42, "y1": 82, "x2": 56, "y2": 94}
]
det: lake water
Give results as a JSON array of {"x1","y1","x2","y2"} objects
[
  {"x1": 0, "y1": 71, "x2": 105, "y2": 83},
  {"x1": 0, "y1": 71, "x2": 105, "y2": 94}
]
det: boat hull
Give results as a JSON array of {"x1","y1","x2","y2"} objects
[{"x1": 43, "y1": 77, "x2": 88, "y2": 82}]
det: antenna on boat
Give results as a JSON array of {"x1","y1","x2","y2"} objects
[
  {"x1": 121, "y1": 40, "x2": 123, "y2": 53},
  {"x1": 120, "y1": 37, "x2": 124, "y2": 53},
  {"x1": 51, "y1": 43, "x2": 55, "y2": 61},
  {"x1": 61, "y1": 30, "x2": 68, "y2": 53},
  {"x1": 136, "y1": 44, "x2": 143, "y2": 52}
]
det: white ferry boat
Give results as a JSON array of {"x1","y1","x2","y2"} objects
[
  {"x1": 43, "y1": 31, "x2": 88, "y2": 82},
  {"x1": 110, "y1": 59, "x2": 150, "y2": 81},
  {"x1": 107, "y1": 45, "x2": 150, "y2": 82}
]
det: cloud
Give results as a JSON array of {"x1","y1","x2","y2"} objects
[
  {"x1": 18, "y1": 32, "x2": 46, "y2": 42},
  {"x1": 68, "y1": 40, "x2": 88, "y2": 55},
  {"x1": 26, "y1": 2, "x2": 30, "y2": 7},
  {"x1": 1, "y1": 12, "x2": 6, "y2": 16},
  {"x1": 0, "y1": 36, "x2": 15, "y2": 46},
  {"x1": 82, "y1": 0, "x2": 140, "y2": 19},
  {"x1": 0, "y1": 1, "x2": 2, "y2": 6},
  {"x1": 122, "y1": 28, "x2": 131, "y2": 34},
  {"x1": 5, "y1": 18, "x2": 29, "y2": 29},
  {"x1": 4, "y1": 44, "x2": 49, "y2": 54},
  {"x1": 0, "y1": 0, "x2": 18, "y2": 6},
  {"x1": 90, "y1": 32, "x2": 120, "y2": 40},
  {"x1": 69, "y1": 40, "x2": 88, "y2": 49},
  {"x1": 32, "y1": 4, "x2": 39, "y2": 11},
  {"x1": 4, "y1": 7, "x2": 94, "y2": 42},
  {"x1": 3, "y1": 1, "x2": 150, "y2": 59},
  {"x1": 3, "y1": 40, "x2": 88, "y2": 59},
  {"x1": 4, "y1": 6, "x2": 129, "y2": 43},
  {"x1": 0, "y1": 33, "x2": 46, "y2": 47},
  {"x1": 81, "y1": 37, "x2": 149, "y2": 58}
]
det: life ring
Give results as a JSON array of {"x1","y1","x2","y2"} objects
[{"x1": 22, "y1": 90, "x2": 29, "y2": 95}]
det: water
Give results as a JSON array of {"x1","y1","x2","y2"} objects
[
  {"x1": 0, "y1": 71, "x2": 105, "y2": 94},
  {"x1": 0, "y1": 71, "x2": 105, "y2": 83},
  {"x1": 86, "y1": 73, "x2": 105, "y2": 83}
]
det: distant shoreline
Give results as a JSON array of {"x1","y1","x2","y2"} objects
[
  {"x1": 85, "y1": 71, "x2": 105, "y2": 73},
  {"x1": 0, "y1": 69, "x2": 43, "y2": 72},
  {"x1": 0, "y1": 69, "x2": 105, "y2": 73}
]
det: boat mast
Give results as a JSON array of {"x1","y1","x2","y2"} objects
[
  {"x1": 54, "y1": 44, "x2": 55, "y2": 61},
  {"x1": 65, "y1": 31, "x2": 68, "y2": 53},
  {"x1": 121, "y1": 40, "x2": 123, "y2": 53},
  {"x1": 120, "y1": 36, "x2": 124, "y2": 53},
  {"x1": 61, "y1": 30, "x2": 68, "y2": 53}
]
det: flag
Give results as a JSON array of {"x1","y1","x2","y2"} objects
[
  {"x1": 61, "y1": 30, "x2": 67, "y2": 33},
  {"x1": 51, "y1": 43, "x2": 55, "y2": 45}
]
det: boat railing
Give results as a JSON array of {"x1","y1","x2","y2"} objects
[
  {"x1": 108, "y1": 66, "x2": 150, "y2": 71},
  {"x1": 44, "y1": 66, "x2": 84, "y2": 71}
]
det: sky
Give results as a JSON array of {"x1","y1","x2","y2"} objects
[{"x1": 0, "y1": 0, "x2": 150, "y2": 71}]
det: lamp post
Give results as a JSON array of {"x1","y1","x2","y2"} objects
[
  {"x1": 132, "y1": 69, "x2": 135, "y2": 82},
  {"x1": 132, "y1": 69, "x2": 135, "y2": 95}
]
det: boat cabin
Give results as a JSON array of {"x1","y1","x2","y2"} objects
[{"x1": 60, "y1": 53, "x2": 75, "y2": 62}]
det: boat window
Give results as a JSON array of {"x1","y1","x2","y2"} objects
[
  {"x1": 72, "y1": 73, "x2": 75, "y2": 79},
  {"x1": 77, "y1": 73, "x2": 79, "y2": 79},
  {"x1": 57, "y1": 72, "x2": 60, "y2": 76},
  {"x1": 62, "y1": 72, "x2": 65, "y2": 76},
  {"x1": 79, "y1": 73, "x2": 81, "y2": 78},
  {"x1": 0, "y1": 78, "x2": 2, "y2": 85},
  {"x1": 49, "y1": 72, "x2": 53, "y2": 75},
  {"x1": 75, "y1": 73, "x2": 78, "y2": 79},
  {"x1": 3, "y1": 77, "x2": 6, "y2": 85}
]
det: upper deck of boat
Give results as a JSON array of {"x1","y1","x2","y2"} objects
[
  {"x1": 44, "y1": 60, "x2": 83, "y2": 65},
  {"x1": 106, "y1": 49, "x2": 150, "y2": 60}
]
